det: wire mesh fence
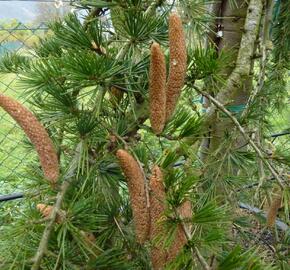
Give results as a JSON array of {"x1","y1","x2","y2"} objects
[{"x1": 0, "y1": 0, "x2": 71, "y2": 195}]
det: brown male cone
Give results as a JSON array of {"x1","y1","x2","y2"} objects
[
  {"x1": 0, "y1": 94, "x2": 59, "y2": 183},
  {"x1": 149, "y1": 166, "x2": 191, "y2": 268},
  {"x1": 165, "y1": 13, "x2": 187, "y2": 121},
  {"x1": 37, "y1": 204, "x2": 96, "y2": 248},
  {"x1": 149, "y1": 165, "x2": 167, "y2": 270},
  {"x1": 266, "y1": 195, "x2": 282, "y2": 228},
  {"x1": 37, "y1": 203, "x2": 63, "y2": 224},
  {"x1": 167, "y1": 200, "x2": 191, "y2": 261},
  {"x1": 116, "y1": 149, "x2": 150, "y2": 244},
  {"x1": 149, "y1": 43, "x2": 167, "y2": 134},
  {"x1": 109, "y1": 86, "x2": 124, "y2": 107}
]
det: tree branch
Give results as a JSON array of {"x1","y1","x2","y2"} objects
[
  {"x1": 31, "y1": 180, "x2": 70, "y2": 270},
  {"x1": 194, "y1": 246, "x2": 211, "y2": 270},
  {"x1": 31, "y1": 143, "x2": 82, "y2": 270},
  {"x1": 194, "y1": 86, "x2": 284, "y2": 189},
  {"x1": 175, "y1": 209, "x2": 211, "y2": 270},
  {"x1": 241, "y1": 0, "x2": 275, "y2": 120}
]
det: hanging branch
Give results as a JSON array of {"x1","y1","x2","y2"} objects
[
  {"x1": 204, "y1": 0, "x2": 264, "y2": 125},
  {"x1": 31, "y1": 143, "x2": 82, "y2": 270},
  {"x1": 194, "y1": 86, "x2": 284, "y2": 189},
  {"x1": 194, "y1": 246, "x2": 211, "y2": 270},
  {"x1": 31, "y1": 180, "x2": 70, "y2": 270},
  {"x1": 176, "y1": 208, "x2": 211, "y2": 270},
  {"x1": 242, "y1": 0, "x2": 275, "y2": 119}
]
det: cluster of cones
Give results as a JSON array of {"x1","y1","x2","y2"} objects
[
  {"x1": 108, "y1": 12, "x2": 187, "y2": 133},
  {"x1": 149, "y1": 13, "x2": 187, "y2": 135},
  {"x1": 0, "y1": 94, "x2": 62, "y2": 226},
  {"x1": 0, "y1": 10, "x2": 283, "y2": 270},
  {"x1": 114, "y1": 12, "x2": 284, "y2": 269},
  {"x1": 116, "y1": 149, "x2": 191, "y2": 269},
  {"x1": 0, "y1": 93, "x2": 97, "y2": 248},
  {"x1": 147, "y1": 13, "x2": 189, "y2": 268}
]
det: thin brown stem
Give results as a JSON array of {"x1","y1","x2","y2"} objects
[
  {"x1": 31, "y1": 143, "x2": 83, "y2": 270},
  {"x1": 31, "y1": 180, "x2": 70, "y2": 270},
  {"x1": 194, "y1": 86, "x2": 284, "y2": 189},
  {"x1": 174, "y1": 208, "x2": 211, "y2": 270},
  {"x1": 194, "y1": 246, "x2": 211, "y2": 270}
]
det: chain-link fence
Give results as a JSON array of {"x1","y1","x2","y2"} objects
[{"x1": 0, "y1": 0, "x2": 72, "y2": 196}]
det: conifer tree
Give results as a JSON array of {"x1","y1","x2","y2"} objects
[{"x1": 0, "y1": 0, "x2": 289, "y2": 269}]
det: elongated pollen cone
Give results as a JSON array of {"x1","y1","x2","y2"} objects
[
  {"x1": 0, "y1": 94, "x2": 59, "y2": 183},
  {"x1": 149, "y1": 43, "x2": 166, "y2": 134},
  {"x1": 149, "y1": 165, "x2": 167, "y2": 269},
  {"x1": 149, "y1": 166, "x2": 191, "y2": 268},
  {"x1": 37, "y1": 203, "x2": 53, "y2": 218},
  {"x1": 116, "y1": 149, "x2": 150, "y2": 243},
  {"x1": 109, "y1": 86, "x2": 123, "y2": 107},
  {"x1": 267, "y1": 195, "x2": 282, "y2": 228},
  {"x1": 166, "y1": 13, "x2": 187, "y2": 121},
  {"x1": 37, "y1": 203, "x2": 63, "y2": 224},
  {"x1": 167, "y1": 200, "x2": 191, "y2": 261}
]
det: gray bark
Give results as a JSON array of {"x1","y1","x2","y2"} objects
[{"x1": 202, "y1": 0, "x2": 263, "y2": 160}]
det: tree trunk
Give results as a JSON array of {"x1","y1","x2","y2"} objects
[
  {"x1": 211, "y1": 0, "x2": 248, "y2": 149},
  {"x1": 203, "y1": 0, "x2": 263, "y2": 191}
]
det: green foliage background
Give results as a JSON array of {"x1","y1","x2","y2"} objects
[{"x1": 0, "y1": 0, "x2": 289, "y2": 269}]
